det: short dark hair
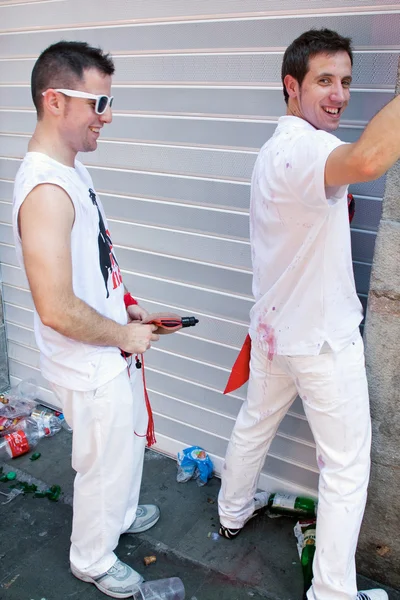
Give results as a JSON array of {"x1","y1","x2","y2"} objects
[
  {"x1": 281, "y1": 28, "x2": 353, "y2": 104},
  {"x1": 31, "y1": 40, "x2": 115, "y2": 118}
]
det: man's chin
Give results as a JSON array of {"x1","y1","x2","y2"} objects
[
  {"x1": 327, "y1": 122, "x2": 341, "y2": 132},
  {"x1": 318, "y1": 119, "x2": 341, "y2": 133},
  {"x1": 82, "y1": 141, "x2": 98, "y2": 153}
]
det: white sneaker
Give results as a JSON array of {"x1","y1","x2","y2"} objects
[
  {"x1": 357, "y1": 590, "x2": 389, "y2": 600},
  {"x1": 254, "y1": 491, "x2": 271, "y2": 511},
  {"x1": 124, "y1": 504, "x2": 160, "y2": 534},
  {"x1": 71, "y1": 559, "x2": 144, "y2": 598}
]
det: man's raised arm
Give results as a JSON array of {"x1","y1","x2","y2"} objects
[{"x1": 325, "y1": 94, "x2": 400, "y2": 187}]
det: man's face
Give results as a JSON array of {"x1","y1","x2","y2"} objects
[
  {"x1": 61, "y1": 67, "x2": 112, "y2": 153},
  {"x1": 292, "y1": 51, "x2": 352, "y2": 132}
]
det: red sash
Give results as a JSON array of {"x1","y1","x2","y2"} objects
[{"x1": 223, "y1": 334, "x2": 252, "y2": 394}]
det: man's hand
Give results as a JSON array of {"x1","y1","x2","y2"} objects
[
  {"x1": 119, "y1": 322, "x2": 159, "y2": 355},
  {"x1": 142, "y1": 312, "x2": 184, "y2": 335},
  {"x1": 127, "y1": 304, "x2": 149, "y2": 322}
]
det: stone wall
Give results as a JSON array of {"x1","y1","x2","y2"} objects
[
  {"x1": 357, "y1": 59, "x2": 400, "y2": 589},
  {"x1": 0, "y1": 285, "x2": 10, "y2": 392}
]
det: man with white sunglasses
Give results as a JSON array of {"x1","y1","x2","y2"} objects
[{"x1": 12, "y1": 41, "x2": 161, "y2": 598}]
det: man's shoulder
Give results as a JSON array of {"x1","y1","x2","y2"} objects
[
  {"x1": 13, "y1": 152, "x2": 88, "y2": 211},
  {"x1": 275, "y1": 117, "x2": 340, "y2": 144},
  {"x1": 276, "y1": 126, "x2": 342, "y2": 160},
  {"x1": 18, "y1": 152, "x2": 67, "y2": 180}
]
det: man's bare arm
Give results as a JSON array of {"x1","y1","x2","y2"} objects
[
  {"x1": 19, "y1": 184, "x2": 158, "y2": 354},
  {"x1": 325, "y1": 94, "x2": 400, "y2": 187}
]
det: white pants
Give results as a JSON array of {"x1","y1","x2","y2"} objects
[
  {"x1": 218, "y1": 335, "x2": 371, "y2": 600},
  {"x1": 51, "y1": 367, "x2": 148, "y2": 577}
]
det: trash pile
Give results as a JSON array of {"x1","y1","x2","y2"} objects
[
  {"x1": 0, "y1": 464, "x2": 62, "y2": 503},
  {"x1": 254, "y1": 491, "x2": 317, "y2": 593},
  {"x1": 0, "y1": 378, "x2": 68, "y2": 460}
]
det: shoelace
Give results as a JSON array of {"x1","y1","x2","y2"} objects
[
  {"x1": 357, "y1": 594, "x2": 371, "y2": 600},
  {"x1": 108, "y1": 561, "x2": 125, "y2": 575}
]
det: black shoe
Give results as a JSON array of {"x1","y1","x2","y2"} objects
[
  {"x1": 357, "y1": 591, "x2": 388, "y2": 600},
  {"x1": 219, "y1": 508, "x2": 262, "y2": 539}
]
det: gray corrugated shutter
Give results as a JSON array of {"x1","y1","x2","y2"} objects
[{"x1": 0, "y1": 1, "x2": 398, "y2": 496}]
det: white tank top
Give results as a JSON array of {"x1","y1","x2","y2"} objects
[{"x1": 12, "y1": 152, "x2": 127, "y2": 391}]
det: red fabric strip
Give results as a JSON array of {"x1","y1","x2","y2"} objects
[
  {"x1": 223, "y1": 334, "x2": 252, "y2": 394},
  {"x1": 140, "y1": 354, "x2": 156, "y2": 447},
  {"x1": 124, "y1": 293, "x2": 138, "y2": 308}
]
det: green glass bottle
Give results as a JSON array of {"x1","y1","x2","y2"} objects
[
  {"x1": 300, "y1": 522, "x2": 316, "y2": 595},
  {"x1": 267, "y1": 492, "x2": 317, "y2": 517}
]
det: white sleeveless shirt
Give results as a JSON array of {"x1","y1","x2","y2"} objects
[{"x1": 13, "y1": 152, "x2": 127, "y2": 391}]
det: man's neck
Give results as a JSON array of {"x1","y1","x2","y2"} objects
[{"x1": 28, "y1": 124, "x2": 76, "y2": 167}]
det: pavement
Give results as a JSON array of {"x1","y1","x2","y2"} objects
[{"x1": 0, "y1": 429, "x2": 399, "y2": 600}]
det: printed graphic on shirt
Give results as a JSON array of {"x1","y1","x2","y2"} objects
[{"x1": 88, "y1": 188, "x2": 122, "y2": 297}]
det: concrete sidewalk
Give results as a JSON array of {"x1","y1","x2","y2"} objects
[{"x1": 0, "y1": 429, "x2": 398, "y2": 600}]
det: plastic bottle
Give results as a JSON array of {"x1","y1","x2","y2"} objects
[
  {"x1": 30, "y1": 407, "x2": 62, "y2": 437},
  {"x1": 58, "y1": 413, "x2": 73, "y2": 433},
  {"x1": 132, "y1": 577, "x2": 185, "y2": 600},
  {"x1": 267, "y1": 492, "x2": 317, "y2": 517},
  {"x1": 0, "y1": 417, "x2": 45, "y2": 459}
]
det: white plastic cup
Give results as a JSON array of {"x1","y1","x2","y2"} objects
[
  {"x1": 132, "y1": 577, "x2": 185, "y2": 600},
  {"x1": 15, "y1": 378, "x2": 38, "y2": 400}
]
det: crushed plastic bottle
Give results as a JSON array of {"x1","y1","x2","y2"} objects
[
  {"x1": 58, "y1": 413, "x2": 73, "y2": 433},
  {"x1": 0, "y1": 380, "x2": 38, "y2": 437},
  {"x1": 0, "y1": 417, "x2": 45, "y2": 459},
  {"x1": 132, "y1": 577, "x2": 185, "y2": 600},
  {"x1": 0, "y1": 397, "x2": 37, "y2": 427},
  {"x1": 30, "y1": 407, "x2": 62, "y2": 437},
  {"x1": 0, "y1": 415, "x2": 23, "y2": 435},
  {"x1": 0, "y1": 488, "x2": 23, "y2": 504}
]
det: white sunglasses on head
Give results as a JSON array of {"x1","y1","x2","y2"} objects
[{"x1": 42, "y1": 88, "x2": 114, "y2": 114}]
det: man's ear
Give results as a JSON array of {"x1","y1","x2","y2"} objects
[
  {"x1": 42, "y1": 90, "x2": 64, "y2": 116},
  {"x1": 283, "y1": 74, "x2": 300, "y2": 100}
]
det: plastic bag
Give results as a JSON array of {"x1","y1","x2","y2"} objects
[
  {"x1": 0, "y1": 380, "x2": 38, "y2": 436},
  {"x1": 177, "y1": 446, "x2": 214, "y2": 486}
]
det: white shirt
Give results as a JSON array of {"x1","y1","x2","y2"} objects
[
  {"x1": 249, "y1": 116, "x2": 363, "y2": 356},
  {"x1": 13, "y1": 152, "x2": 127, "y2": 391}
]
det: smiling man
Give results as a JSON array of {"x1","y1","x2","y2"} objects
[
  {"x1": 218, "y1": 28, "x2": 400, "y2": 600},
  {"x1": 12, "y1": 41, "x2": 161, "y2": 598}
]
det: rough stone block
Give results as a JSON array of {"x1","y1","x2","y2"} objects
[
  {"x1": 382, "y1": 162, "x2": 400, "y2": 222},
  {"x1": 364, "y1": 311, "x2": 400, "y2": 464},
  {"x1": 359, "y1": 59, "x2": 400, "y2": 589},
  {"x1": 0, "y1": 323, "x2": 9, "y2": 392},
  {"x1": 357, "y1": 463, "x2": 400, "y2": 590},
  {"x1": 368, "y1": 220, "x2": 400, "y2": 295},
  {"x1": 0, "y1": 287, "x2": 3, "y2": 322}
]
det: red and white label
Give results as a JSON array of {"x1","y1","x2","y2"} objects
[{"x1": 5, "y1": 430, "x2": 31, "y2": 457}]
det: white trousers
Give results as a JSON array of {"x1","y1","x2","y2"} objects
[
  {"x1": 51, "y1": 367, "x2": 148, "y2": 577},
  {"x1": 218, "y1": 335, "x2": 371, "y2": 600}
]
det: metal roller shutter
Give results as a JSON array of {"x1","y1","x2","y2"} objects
[{"x1": 0, "y1": 0, "x2": 398, "y2": 496}]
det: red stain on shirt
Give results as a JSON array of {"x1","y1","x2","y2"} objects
[{"x1": 258, "y1": 323, "x2": 277, "y2": 361}]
